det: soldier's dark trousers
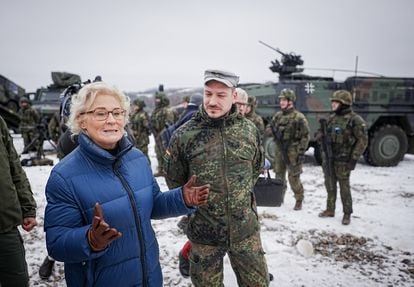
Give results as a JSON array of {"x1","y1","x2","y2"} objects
[
  {"x1": 22, "y1": 132, "x2": 35, "y2": 151},
  {"x1": 189, "y1": 232, "x2": 269, "y2": 287},
  {"x1": 322, "y1": 162, "x2": 353, "y2": 214},
  {"x1": 0, "y1": 228, "x2": 29, "y2": 287}
]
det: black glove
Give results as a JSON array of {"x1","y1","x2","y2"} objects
[
  {"x1": 182, "y1": 175, "x2": 210, "y2": 207},
  {"x1": 297, "y1": 154, "x2": 305, "y2": 164},
  {"x1": 88, "y1": 203, "x2": 122, "y2": 251},
  {"x1": 346, "y1": 159, "x2": 358, "y2": 170}
]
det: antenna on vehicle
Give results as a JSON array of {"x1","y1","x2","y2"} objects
[
  {"x1": 354, "y1": 56, "x2": 359, "y2": 77},
  {"x1": 352, "y1": 56, "x2": 359, "y2": 99}
]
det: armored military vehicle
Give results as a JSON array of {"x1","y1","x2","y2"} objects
[
  {"x1": 0, "y1": 74, "x2": 25, "y2": 131},
  {"x1": 30, "y1": 72, "x2": 81, "y2": 124},
  {"x1": 243, "y1": 42, "x2": 414, "y2": 167}
]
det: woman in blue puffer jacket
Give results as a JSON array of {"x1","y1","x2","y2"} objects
[{"x1": 44, "y1": 82, "x2": 209, "y2": 287}]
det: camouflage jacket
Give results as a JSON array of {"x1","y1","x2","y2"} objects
[
  {"x1": 150, "y1": 107, "x2": 176, "y2": 136},
  {"x1": 18, "y1": 106, "x2": 39, "y2": 130},
  {"x1": 165, "y1": 105, "x2": 264, "y2": 246},
  {"x1": 0, "y1": 116, "x2": 36, "y2": 232},
  {"x1": 130, "y1": 110, "x2": 150, "y2": 148},
  {"x1": 246, "y1": 110, "x2": 265, "y2": 139},
  {"x1": 270, "y1": 108, "x2": 310, "y2": 155},
  {"x1": 326, "y1": 108, "x2": 368, "y2": 162},
  {"x1": 48, "y1": 112, "x2": 61, "y2": 142}
]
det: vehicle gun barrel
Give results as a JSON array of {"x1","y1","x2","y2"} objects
[{"x1": 258, "y1": 40, "x2": 286, "y2": 56}]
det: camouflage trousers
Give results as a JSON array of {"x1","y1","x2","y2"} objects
[
  {"x1": 322, "y1": 161, "x2": 353, "y2": 214},
  {"x1": 189, "y1": 232, "x2": 269, "y2": 287},
  {"x1": 273, "y1": 153, "x2": 304, "y2": 202},
  {"x1": 153, "y1": 134, "x2": 164, "y2": 172}
]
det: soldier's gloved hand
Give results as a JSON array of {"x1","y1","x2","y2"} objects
[
  {"x1": 346, "y1": 159, "x2": 358, "y2": 170},
  {"x1": 182, "y1": 175, "x2": 210, "y2": 207},
  {"x1": 88, "y1": 203, "x2": 122, "y2": 252},
  {"x1": 298, "y1": 154, "x2": 305, "y2": 164}
]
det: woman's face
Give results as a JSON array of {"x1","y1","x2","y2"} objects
[{"x1": 79, "y1": 93, "x2": 125, "y2": 150}]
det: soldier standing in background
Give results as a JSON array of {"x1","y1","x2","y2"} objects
[
  {"x1": 317, "y1": 90, "x2": 368, "y2": 225},
  {"x1": 150, "y1": 90, "x2": 176, "y2": 176},
  {"x1": 18, "y1": 96, "x2": 40, "y2": 152},
  {"x1": 246, "y1": 95, "x2": 265, "y2": 139},
  {"x1": 165, "y1": 69, "x2": 269, "y2": 287},
  {"x1": 47, "y1": 112, "x2": 61, "y2": 144},
  {"x1": 179, "y1": 95, "x2": 190, "y2": 117},
  {"x1": 130, "y1": 98, "x2": 151, "y2": 161},
  {"x1": 270, "y1": 88, "x2": 310, "y2": 210}
]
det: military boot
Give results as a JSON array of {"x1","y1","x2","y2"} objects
[
  {"x1": 293, "y1": 200, "x2": 302, "y2": 210},
  {"x1": 39, "y1": 256, "x2": 55, "y2": 280},
  {"x1": 342, "y1": 214, "x2": 351, "y2": 225},
  {"x1": 178, "y1": 251, "x2": 190, "y2": 278},
  {"x1": 318, "y1": 210, "x2": 335, "y2": 217}
]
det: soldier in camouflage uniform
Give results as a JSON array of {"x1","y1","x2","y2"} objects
[
  {"x1": 130, "y1": 98, "x2": 151, "y2": 160},
  {"x1": 150, "y1": 92, "x2": 176, "y2": 176},
  {"x1": 165, "y1": 69, "x2": 269, "y2": 287},
  {"x1": 18, "y1": 96, "x2": 40, "y2": 152},
  {"x1": 246, "y1": 95, "x2": 265, "y2": 139},
  {"x1": 48, "y1": 112, "x2": 61, "y2": 144},
  {"x1": 318, "y1": 90, "x2": 368, "y2": 225},
  {"x1": 270, "y1": 89, "x2": 310, "y2": 210}
]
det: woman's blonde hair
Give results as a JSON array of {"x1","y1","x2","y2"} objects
[{"x1": 67, "y1": 82, "x2": 130, "y2": 135}]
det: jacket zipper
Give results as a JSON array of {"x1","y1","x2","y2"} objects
[
  {"x1": 220, "y1": 124, "x2": 231, "y2": 248},
  {"x1": 113, "y1": 159, "x2": 148, "y2": 287}
]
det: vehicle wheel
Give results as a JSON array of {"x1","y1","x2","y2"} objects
[
  {"x1": 7, "y1": 101, "x2": 18, "y2": 112},
  {"x1": 264, "y1": 136, "x2": 277, "y2": 163},
  {"x1": 313, "y1": 143, "x2": 322, "y2": 165},
  {"x1": 364, "y1": 125, "x2": 407, "y2": 166}
]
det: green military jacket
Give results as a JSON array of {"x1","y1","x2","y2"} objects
[
  {"x1": 130, "y1": 110, "x2": 150, "y2": 149},
  {"x1": 246, "y1": 109, "x2": 265, "y2": 139},
  {"x1": 327, "y1": 108, "x2": 368, "y2": 162},
  {"x1": 271, "y1": 108, "x2": 310, "y2": 155},
  {"x1": 165, "y1": 106, "x2": 264, "y2": 246},
  {"x1": 0, "y1": 116, "x2": 36, "y2": 233}
]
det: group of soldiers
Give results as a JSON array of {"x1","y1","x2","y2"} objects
[
  {"x1": 19, "y1": 82, "x2": 368, "y2": 226},
  {"x1": 269, "y1": 88, "x2": 368, "y2": 225},
  {"x1": 128, "y1": 85, "x2": 368, "y2": 227},
  {"x1": 10, "y1": 76, "x2": 368, "y2": 285}
]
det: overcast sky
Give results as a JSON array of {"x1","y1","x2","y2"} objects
[{"x1": 1, "y1": 0, "x2": 413, "y2": 92}]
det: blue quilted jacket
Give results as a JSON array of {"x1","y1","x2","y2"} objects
[{"x1": 44, "y1": 133, "x2": 193, "y2": 286}]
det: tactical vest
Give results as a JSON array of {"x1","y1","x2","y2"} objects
[
  {"x1": 273, "y1": 109, "x2": 305, "y2": 144},
  {"x1": 327, "y1": 112, "x2": 358, "y2": 162}
]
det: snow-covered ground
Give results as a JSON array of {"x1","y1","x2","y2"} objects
[{"x1": 14, "y1": 134, "x2": 414, "y2": 287}]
